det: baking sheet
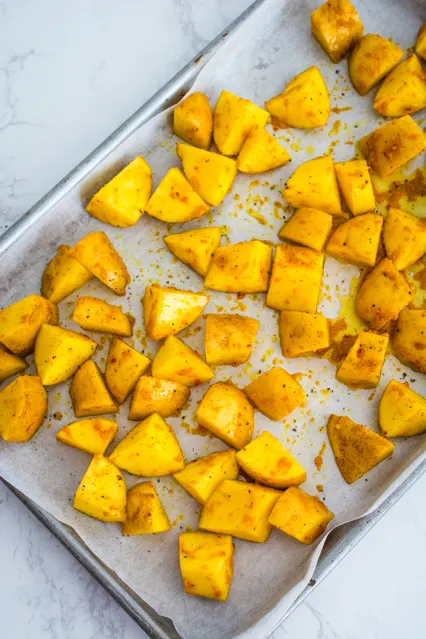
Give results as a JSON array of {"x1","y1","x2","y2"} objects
[{"x1": 1, "y1": 0, "x2": 425, "y2": 638}]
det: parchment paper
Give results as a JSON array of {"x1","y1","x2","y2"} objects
[{"x1": 1, "y1": 0, "x2": 425, "y2": 637}]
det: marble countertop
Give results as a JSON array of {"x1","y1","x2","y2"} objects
[{"x1": 1, "y1": 1, "x2": 426, "y2": 638}]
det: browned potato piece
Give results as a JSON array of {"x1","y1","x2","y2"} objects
[
  {"x1": 348, "y1": 34, "x2": 403, "y2": 95},
  {"x1": 311, "y1": 0, "x2": 363, "y2": 63},
  {"x1": 280, "y1": 311, "x2": 330, "y2": 358},
  {"x1": 278, "y1": 208, "x2": 333, "y2": 252},
  {"x1": 373, "y1": 54, "x2": 426, "y2": 117},
  {"x1": 129, "y1": 376, "x2": 189, "y2": 420},
  {"x1": 204, "y1": 314, "x2": 259, "y2": 367},
  {"x1": 383, "y1": 208, "x2": 426, "y2": 271},
  {"x1": 173, "y1": 92, "x2": 213, "y2": 150},
  {"x1": 0, "y1": 294, "x2": 58, "y2": 356},
  {"x1": 325, "y1": 213, "x2": 383, "y2": 267},
  {"x1": 122, "y1": 482, "x2": 171, "y2": 535},
  {"x1": 70, "y1": 360, "x2": 118, "y2": 418},
  {"x1": 41, "y1": 244, "x2": 93, "y2": 304},
  {"x1": 0, "y1": 375, "x2": 47, "y2": 442},
  {"x1": 392, "y1": 308, "x2": 426, "y2": 374},
  {"x1": 105, "y1": 338, "x2": 151, "y2": 404},
  {"x1": 336, "y1": 331, "x2": 388, "y2": 389}
]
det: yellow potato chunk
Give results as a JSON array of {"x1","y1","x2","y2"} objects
[
  {"x1": 334, "y1": 160, "x2": 375, "y2": 216},
  {"x1": 164, "y1": 227, "x2": 221, "y2": 277},
  {"x1": 177, "y1": 143, "x2": 237, "y2": 206},
  {"x1": 105, "y1": 338, "x2": 150, "y2": 404},
  {"x1": 109, "y1": 413, "x2": 184, "y2": 476},
  {"x1": 236, "y1": 431, "x2": 306, "y2": 488},
  {"x1": 204, "y1": 240, "x2": 272, "y2": 293},
  {"x1": 204, "y1": 313, "x2": 259, "y2": 367},
  {"x1": 122, "y1": 481, "x2": 171, "y2": 536},
  {"x1": 41, "y1": 244, "x2": 93, "y2": 304},
  {"x1": 359, "y1": 115, "x2": 426, "y2": 178},
  {"x1": 196, "y1": 382, "x2": 254, "y2": 449},
  {"x1": 72, "y1": 296, "x2": 133, "y2": 337},
  {"x1": 73, "y1": 454, "x2": 126, "y2": 523},
  {"x1": 151, "y1": 335, "x2": 214, "y2": 387},
  {"x1": 348, "y1": 34, "x2": 403, "y2": 95},
  {"x1": 0, "y1": 375, "x2": 47, "y2": 442},
  {"x1": 86, "y1": 156, "x2": 152, "y2": 227},
  {"x1": 336, "y1": 331, "x2": 388, "y2": 389},
  {"x1": 145, "y1": 167, "x2": 209, "y2": 223},
  {"x1": 142, "y1": 285, "x2": 209, "y2": 340},
  {"x1": 266, "y1": 244, "x2": 324, "y2": 313},
  {"x1": 244, "y1": 366, "x2": 305, "y2": 421},
  {"x1": 311, "y1": 0, "x2": 363, "y2": 63},
  {"x1": 179, "y1": 532, "x2": 234, "y2": 601},
  {"x1": 173, "y1": 91, "x2": 213, "y2": 150},
  {"x1": 200, "y1": 479, "x2": 280, "y2": 543},
  {"x1": 236, "y1": 126, "x2": 291, "y2": 173},
  {"x1": 373, "y1": 54, "x2": 426, "y2": 117},
  {"x1": 213, "y1": 89, "x2": 269, "y2": 156},
  {"x1": 284, "y1": 156, "x2": 341, "y2": 215},
  {"x1": 278, "y1": 207, "x2": 333, "y2": 252},
  {"x1": 327, "y1": 414, "x2": 394, "y2": 484},
  {"x1": 325, "y1": 213, "x2": 383, "y2": 267},
  {"x1": 173, "y1": 450, "x2": 239, "y2": 504},
  {"x1": 265, "y1": 66, "x2": 330, "y2": 128},
  {"x1": 129, "y1": 376, "x2": 189, "y2": 420},
  {"x1": 0, "y1": 294, "x2": 58, "y2": 356},
  {"x1": 71, "y1": 360, "x2": 118, "y2": 418},
  {"x1": 280, "y1": 311, "x2": 330, "y2": 358},
  {"x1": 0, "y1": 344, "x2": 27, "y2": 383},
  {"x1": 69, "y1": 231, "x2": 130, "y2": 296},
  {"x1": 356, "y1": 258, "x2": 412, "y2": 330},
  {"x1": 392, "y1": 308, "x2": 426, "y2": 374},
  {"x1": 269, "y1": 486, "x2": 334, "y2": 544},
  {"x1": 379, "y1": 380, "x2": 426, "y2": 438},
  {"x1": 56, "y1": 418, "x2": 117, "y2": 455},
  {"x1": 416, "y1": 23, "x2": 426, "y2": 61},
  {"x1": 383, "y1": 207, "x2": 426, "y2": 271},
  {"x1": 35, "y1": 324, "x2": 97, "y2": 386}
]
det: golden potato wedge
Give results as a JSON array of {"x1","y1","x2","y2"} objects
[
  {"x1": 0, "y1": 294, "x2": 58, "y2": 356},
  {"x1": 129, "y1": 376, "x2": 189, "y2": 420},
  {"x1": 173, "y1": 91, "x2": 213, "y2": 150},
  {"x1": 73, "y1": 454, "x2": 126, "y2": 523},
  {"x1": 383, "y1": 207, "x2": 426, "y2": 271},
  {"x1": 236, "y1": 126, "x2": 291, "y2": 173},
  {"x1": 416, "y1": 23, "x2": 426, "y2": 61},
  {"x1": 325, "y1": 213, "x2": 383, "y2": 267},
  {"x1": 105, "y1": 338, "x2": 150, "y2": 404},
  {"x1": 278, "y1": 207, "x2": 333, "y2": 252},
  {"x1": 204, "y1": 313, "x2": 259, "y2": 367},
  {"x1": 196, "y1": 382, "x2": 254, "y2": 449},
  {"x1": 392, "y1": 308, "x2": 426, "y2": 373},
  {"x1": 379, "y1": 380, "x2": 426, "y2": 438},
  {"x1": 145, "y1": 167, "x2": 209, "y2": 223},
  {"x1": 336, "y1": 331, "x2": 388, "y2": 389},
  {"x1": 109, "y1": 413, "x2": 184, "y2": 476},
  {"x1": 56, "y1": 418, "x2": 118, "y2": 455},
  {"x1": 373, "y1": 54, "x2": 426, "y2": 117},
  {"x1": 0, "y1": 344, "x2": 28, "y2": 383},
  {"x1": 164, "y1": 227, "x2": 221, "y2": 277},
  {"x1": 327, "y1": 414, "x2": 394, "y2": 484},
  {"x1": 151, "y1": 335, "x2": 214, "y2": 387},
  {"x1": 72, "y1": 296, "x2": 133, "y2": 337},
  {"x1": 334, "y1": 160, "x2": 375, "y2": 216},
  {"x1": 265, "y1": 66, "x2": 330, "y2": 128},
  {"x1": 70, "y1": 360, "x2": 118, "y2": 418},
  {"x1": 280, "y1": 311, "x2": 330, "y2": 358},
  {"x1": 122, "y1": 482, "x2": 171, "y2": 536},
  {"x1": 0, "y1": 375, "x2": 47, "y2": 442},
  {"x1": 284, "y1": 156, "x2": 341, "y2": 215},
  {"x1": 173, "y1": 450, "x2": 238, "y2": 505},
  {"x1": 311, "y1": 0, "x2": 363, "y2": 63},
  {"x1": 142, "y1": 285, "x2": 209, "y2": 340},
  {"x1": 348, "y1": 34, "x2": 403, "y2": 95},
  {"x1": 244, "y1": 366, "x2": 305, "y2": 421},
  {"x1": 41, "y1": 244, "x2": 93, "y2": 304},
  {"x1": 213, "y1": 89, "x2": 269, "y2": 156},
  {"x1": 204, "y1": 240, "x2": 272, "y2": 293}
]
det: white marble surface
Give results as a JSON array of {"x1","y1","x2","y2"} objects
[{"x1": 1, "y1": 1, "x2": 426, "y2": 638}]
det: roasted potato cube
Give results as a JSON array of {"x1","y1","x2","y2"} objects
[
  {"x1": 164, "y1": 227, "x2": 221, "y2": 277},
  {"x1": 173, "y1": 450, "x2": 238, "y2": 504},
  {"x1": 244, "y1": 366, "x2": 305, "y2": 421},
  {"x1": 204, "y1": 313, "x2": 259, "y2": 367},
  {"x1": 236, "y1": 431, "x2": 306, "y2": 488},
  {"x1": 199, "y1": 479, "x2": 280, "y2": 543},
  {"x1": 179, "y1": 532, "x2": 234, "y2": 601},
  {"x1": 86, "y1": 156, "x2": 152, "y2": 227},
  {"x1": 0, "y1": 375, "x2": 47, "y2": 442},
  {"x1": 196, "y1": 382, "x2": 254, "y2": 449},
  {"x1": 327, "y1": 414, "x2": 394, "y2": 484},
  {"x1": 336, "y1": 330, "x2": 388, "y2": 389},
  {"x1": 71, "y1": 360, "x2": 118, "y2": 418},
  {"x1": 129, "y1": 376, "x2": 189, "y2": 420},
  {"x1": 265, "y1": 66, "x2": 330, "y2": 128},
  {"x1": 145, "y1": 167, "x2": 209, "y2": 223},
  {"x1": 173, "y1": 91, "x2": 213, "y2": 150},
  {"x1": 72, "y1": 296, "x2": 133, "y2": 337},
  {"x1": 142, "y1": 285, "x2": 209, "y2": 340},
  {"x1": 359, "y1": 115, "x2": 426, "y2": 178},
  {"x1": 392, "y1": 308, "x2": 426, "y2": 373},
  {"x1": 348, "y1": 34, "x2": 403, "y2": 95},
  {"x1": 379, "y1": 380, "x2": 426, "y2": 438},
  {"x1": 269, "y1": 486, "x2": 334, "y2": 544},
  {"x1": 35, "y1": 324, "x2": 97, "y2": 386},
  {"x1": 41, "y1": 244, "x2": 93, "y2": 304},
  {"x1": 204, "y1": 240, "x2": 272, "y2": 293},
  {"x1": 266, "y1": 244, "x2": 324, "y2": 313},
  {"x1": 56, "y1": 418, "x2": 118, "y2": 455},
  {"x1": 213, "y1": 89, "x2": 269, "y2": 156},
  {"x1": 236, "y1": 126, "x2": 291, "y2": 173},
  {"x1": 355, "y1": 258, "x2": 412, "y2": 330},
  {"x1": 177, "y1": 143, "x2": 237, "y2": 206},
  {"x1": 284, "y1": 156, "x2": 341, "y2": 215},
  {"x1": 311, "y1": 0, "x2": 363, "y2": 63},
  {"x1": 280, "y1": 311, "x2": 330, "y2": 358},
  {"x1": 151, "y1": 335, "x2": 214, "y2": 387},
  {"x1": 334, "y1": 160, "x2": 375, "y2": 216},
  {"x1": 0, "y1": 344, "x2": 27, "y2": 383},
  {"x1": 278, "y1": 207, "x2": 333, "y2": 252},
  {"x1": 373, "y1": 54, "x2": 426, "y2": 117},
  {"x1": 109, "y1": 413, "x2": 184, "y2": 476},
  {"x1": 122, "y1": 482, "x2": 171, "y2": 535},
  {"x1": 73, "y1": 454, "x2": 126, "y2": 523},
  {"x1": 69, "y1": 231, "x2": 130, "y2": 296},
  {"x1": 325, "y1": 213, "x2": 383, "y2": 267},
  {"x1": 383, "y1": 207, "x2": 426, "y2": 271},
  {"x1": 0, "y1": 294, "x2": 58, "y2": 356},
  {"x1": 105, "y1": 338, "x2": 150, "y2": 404},
  {"x1": 416, "y1": 23, "x2": 426, "y2": 61}
]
